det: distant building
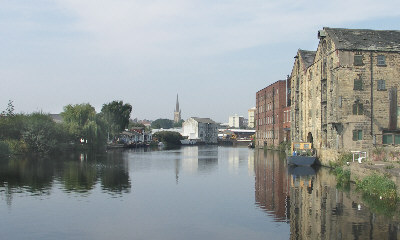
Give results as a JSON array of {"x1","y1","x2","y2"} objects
[
  {"x1": 50, "y1": 114, "x2": 63, "y2": 123},
  {"x1": 182, "y1": 117, "x2": 218, "y2": 144},
  {"x1": 174, "y1": 94, "x2": 182, "y2": 123},
  {"x1": 255, "y1": 80, "x2": 288, "y2": 147},
  {"x1": 248, "y1": 107, "x2": 256, "y2": 128},
  {"x1": 228, "y1": 114, "x2": 244, "y2": 128}
]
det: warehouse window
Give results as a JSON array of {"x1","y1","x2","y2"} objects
[
  {"x1": 352, "y1": 130, "x2": 362, "y2": 141},
  {"x1": 354, "y1": 79, "x2": 363, "y2": 90},
  {"x1": 353, "y1": 102, "x2": 364, "y2": 115},
  {"x1": 354, "y1": 54, "x2": 363, "y2": 66},
  {"x1": 377, "y1": 55, "x2": 386, "y2": 66},
  {"x1": 377, "y1": 80, "x2": 386, "y2": 91}
]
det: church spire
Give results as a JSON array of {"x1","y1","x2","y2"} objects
[
  {"x1": 174, "y1": 94, "x2": 181, "y2": 123},
  {"x1": 175, "y1": 94, "x2": 180, "y2": 112}
]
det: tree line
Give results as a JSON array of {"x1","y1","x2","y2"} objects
[{"x1": 0, "y1": 100, "x2": 132, "y2": 156}]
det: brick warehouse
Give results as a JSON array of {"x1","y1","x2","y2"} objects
[
  {"x1": 290, "y1": 27, "x2": 400, "y2": 163},
  {"x1": 255, "y1": 80, "x2": 289, "y2": 147}
]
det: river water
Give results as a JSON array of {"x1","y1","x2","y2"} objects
[{"x1": 0, "y1": 146, "x2": 399, "y2": 240}]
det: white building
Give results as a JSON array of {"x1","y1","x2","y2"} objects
[
  {"x1": 182, "y1": 117, "x2": 218, "y2": 144},
  {"x1": 248, "y1": 107, "x2": 256, "y2": 128},
  {"x1": 228, "y1": 114, "x2": 244, "y2": 128}
]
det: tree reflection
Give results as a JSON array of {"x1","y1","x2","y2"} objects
[
  {"x1": 100, "y1": 151, "x2": 131, "y2": 194},
  {"x1": 0, "y1": 150, "x2": 132, "y2": 205}
]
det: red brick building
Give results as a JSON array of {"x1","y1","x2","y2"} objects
[{"x1": 256, "y1": 80, "x2": 290, "y2": 147}]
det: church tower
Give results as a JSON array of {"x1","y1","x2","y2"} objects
[{"x1": 174, "y1": 94, "x2": 181, "y2": 123}]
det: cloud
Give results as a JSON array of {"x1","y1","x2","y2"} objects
[
  {"x1": 1, "y1": 0, "x2": 400, "y2": 120},
  {"x1": 53, "y1": 0, "x2": 400, "y2": 57}
]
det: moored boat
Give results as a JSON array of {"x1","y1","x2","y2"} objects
[{"x1": 287, "y1": 142, "x2": 317, "y2": 166}]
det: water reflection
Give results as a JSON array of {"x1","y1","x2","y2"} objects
[
  {"x1": 0, "y1": 147, "x2": 399, "y2": 239},
  {"x1": 253, "y1": 148, "x2": 400, "y2": 239},
  {"x1": 0, "y1": 150, "x2": 131, "y2": 205},
  {"x1": 181, "y1": 146, "x2": 218, "y2": 174},
  {"x1": 288, "y1": 167, "x2": 400, "y2": 240},
  {"x1": 254, "y1": 149, "x2": 290, "y2": 222}
]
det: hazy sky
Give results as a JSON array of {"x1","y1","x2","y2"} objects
[{"x1": 1, "y1": 0, "x2": 400, "y2": 122}]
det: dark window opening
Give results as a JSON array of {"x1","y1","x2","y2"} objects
[
  {"x1": 377, "y1": 55, "x2": 386, "y2": 66},
  {"x1": 354, "y1": 55, "x2": 363, "y2": 66},
  {"x1": 353, "y1": 102, "x2": 364, "y2": 115},
  {"x1": 353, "y1": 130, "x2": 362, "y2": 141},
  {"x1": 354, "y1": 79, "x2": 363, "y2": 90},
  {"x1": 377, "y1": 80, "x2": 386, "y2": 91}
]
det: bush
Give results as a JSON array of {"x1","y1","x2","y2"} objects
[
  {"x1": 371, "y1": 147, "x2": 387, "y2": 161},
  {"x1": 356, "y1": 174, "x2": 397, "y2": 201},
  {"x1": 153, "y1": 131, "x2": 182, "y2": 146},
  {"x1": 4, "y1": 139, "x2": 28, "y2": 155},
  {"x1": 0, "y1": 141, "x2": 10, "y2": 157},
  {"x1": 333, "y1": 167, "x2": 351, "y2": 190},
  {"x1": 330, "y1": 152, "x2": 352, "y2": 168}
]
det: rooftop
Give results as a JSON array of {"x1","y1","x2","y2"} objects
[
  {"x1": 323, "y1": 27, "x2": 400, "y2": 52},
  {"x1": 192, "y1": 117, "x2": 216, "y2": 124},
  {"x1": 298, "y1": 49, "x2": 316, "y2": 69}
]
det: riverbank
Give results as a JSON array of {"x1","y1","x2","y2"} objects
[{"x1": 346, "y1": 160, "x2": 400, "y2": 196}]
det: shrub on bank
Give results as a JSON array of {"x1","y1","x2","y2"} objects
[
  {"x1": 0, "y1": 141, "x2": 10, "y2": 157},
  {"x1": 153, "y1": 131, "x2": 183, "y2": 146},
  {"x1": 356, "y1": 174, "x2": 398, "y2": 201},
  {"x1": 330, "y1": 152, "x2": 352, "y2": 168},
  {"x1": 333, "y1": 167, "x2": 351, "y2": 191},
  {"x1": 371, "y1": 147, "x2": 387, "y2": 161}
]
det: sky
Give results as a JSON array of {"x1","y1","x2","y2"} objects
[{"x1": 1, "y1": 0, "x2": 400, "y2": 123}]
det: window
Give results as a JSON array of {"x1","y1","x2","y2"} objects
[
  {"x1": 383, "y1": 134, "x2": 393, "y2": 144},
  {"x1": 354, "y1": 79, "x2": 363, "y2": 90},
  {"x1": 352, "y1": 130, "x2": 362, "y2": 141},
  {"x1": 377, "y1": 55, "x2": 386, "y2": 66},
  {"x1": 377, "y1": 80, "x2": 386, "y2": 91},
  {"x1": 395, "y1": 135, "x2": 400, "y2": 145},
  {"x1": 353, "y1": 102, "x2": 364, "y2": 115},
  {"x1": 382, "y1": 134, "x2": 400, "y2": 145},
  {"x1": 354, "y1": 54, "x2": 363, "y2": 66}
]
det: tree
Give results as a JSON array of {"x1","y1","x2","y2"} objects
[
  {"x1": 153, "y1": 131, "x2": 183, "y2": 146},
  {"x1": 22, "y1": 113, "x2": 61, "y2": 154},
  {"x1": 128, "y1": 120, "x2": 145, "y2": 129},
  {"x1": 1, "y1": 100, "x2": 15, "y2": 117},
  {"x1": 173, "y1": 119, "x2": 184, "y2": 128},
  {"x1": 100, "y1": 101, "x2": 132, "y2": 137},
  {"x1": 61, "y1": 103, "x2": 106, "y2": 146},
  {"x1": 151, "y1": 118, "x2": 173, "y2": 129}
]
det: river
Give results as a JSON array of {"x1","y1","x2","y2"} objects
[{"x1": 0, "y1": 146, "x2": 399, "y2": 239}]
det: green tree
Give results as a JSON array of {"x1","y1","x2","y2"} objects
[
  {"x1": 151, "y1": 118, "x2": 173, "y2": 129},
  {"x1": 0, "y1": 114, "x2": 25, "y2": 140},
  {"x1": 61, "y1": 103, "x2": 106, "y2": 146},
  {"x1": 100, "y1": 101, "x2": 132, "y2": 137},
  {"x1": 0, "y1": 100, "x2": 15, "y2": 117},
  {"x1": 128, "y1": 120, "x2": 145, "y2": 129},
  {"x1": 21, "y1": 113, "x2": 62, "y2": 154},
  {"x1": 153, "y1": 131, "x2": 183, "y2": 146},
  {"x1": 173, "y1": 119, "x2": 184, "y2": 128}
]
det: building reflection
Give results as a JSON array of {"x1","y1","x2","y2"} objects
[
  {"x1": 181, "y1": 146, "x2": 218, "y2": 175},
  {"x1": 289, "y1": 167, "x2": 400, "y2": 240},
  {"x1": 254, "y1": 149, "x2": 290, "y2": 222}
]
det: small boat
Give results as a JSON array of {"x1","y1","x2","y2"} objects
[{"x1": 287, "y1": 142, "x2": 317, "y2": 166}]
